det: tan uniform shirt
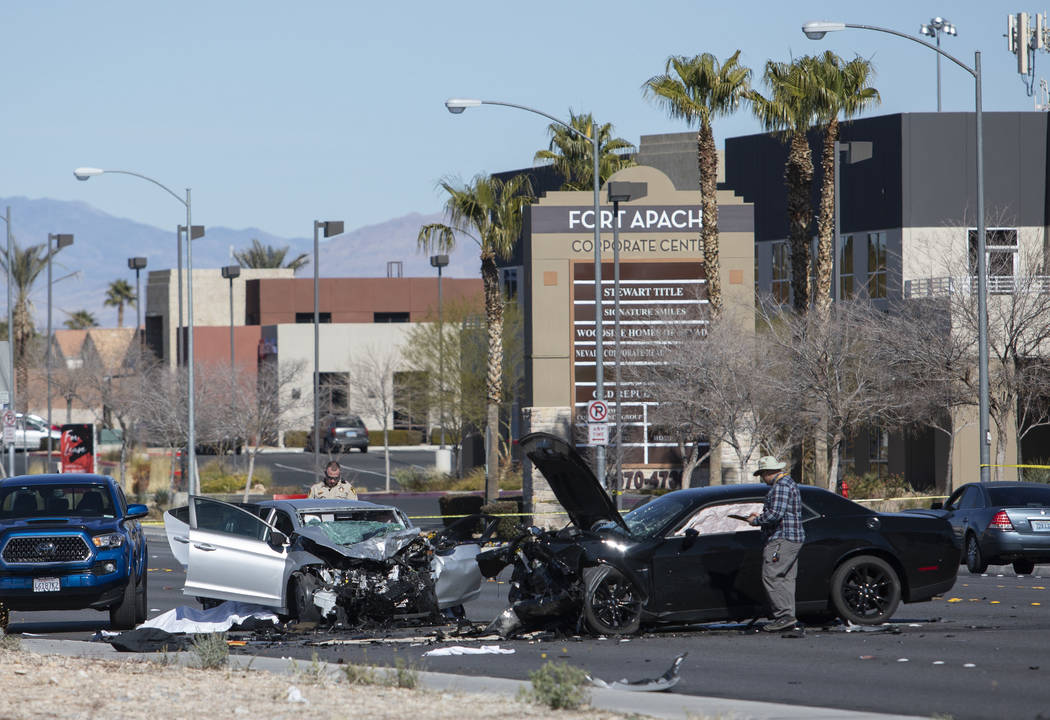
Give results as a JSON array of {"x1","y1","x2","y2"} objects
[{"x1": 308, "y1": 480, "x2": 358, "y2": 500}]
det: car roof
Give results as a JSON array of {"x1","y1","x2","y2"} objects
[
  {"x1": 0, "y1": 473, "x2": 116, "y2": 487},
  {"x1": 258, "y1": 498, "x2": 399, "y2": 513},
  {"x1": 959, "y1": 481, "x2": 1050, "y2": 490}
]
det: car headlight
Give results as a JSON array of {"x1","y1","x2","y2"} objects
[{"x1": 92, "y1": 533, "x2": 124, "y2": 548}]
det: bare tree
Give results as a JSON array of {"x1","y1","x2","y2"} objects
[
  {"x1": 347, "y1": 344, "x2": 400, "y2": 491},
  {"x1": 757, "y1": 298, "x2": 904, "y2": 490},
  {"x1": 628, "y1": 306, "x2": 797, "y2": 487},
  {"x1": 882, "y1": 298, "x2": 977, "y2": 493},
  {"x1": 230, "y1": 359, "x2": 308, "y2": 500}
]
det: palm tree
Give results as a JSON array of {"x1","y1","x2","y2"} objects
[
  {"x1": 417, "y1": 174, "x2": 533, "y2": 501},
  {"x1": 750, "y1": 57, "x2": 822, "y2": 313},
  {"x1": 0, "y1": 241, "x2": 50, "y2": 411},
  {"x1": 104, "y1": 279, "x2": 136, "y2": 328},
  {"x1": 799, "y1": 52, "x2": 880, "y2": 317},
  {"x1": 233, "y1": 238, "x2": 310, "y2": 270},
  {"x1": 533, "y1": 111, "x2": 635, "y2": 191},
  {"x1": 643, "y1": 52, "x2": 752, "y2": 316},
  {"x1": 64, "y1": 310, "x2": 98, "y2": 330}
]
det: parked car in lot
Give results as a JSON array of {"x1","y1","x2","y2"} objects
[
  {"x1": 163, "y1": 496, "x2": 484, "y2": 623},
  {"x1": 478, "y1": 433, "x2": 961, "y2": 636},
  {"x1": 305, "y1": 415, "x2": 369, "y2": 453},
  {"x1": 0, "y1": 474, "x2": 149, "y2": 630},
  {"x1": 7, "y1": 413, "x2": 62, "y2": 451},
  {"x1": 913, "y1": 482, "x2": 1050, "y2": 574}
]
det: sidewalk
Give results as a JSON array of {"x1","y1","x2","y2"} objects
[{"x1": 19, "y1": 638, "x2": 924, "y2": 720}]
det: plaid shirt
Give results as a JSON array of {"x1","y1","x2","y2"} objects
[{"x1": 754, "y1": 473, "x2": 805, "y2": 543}]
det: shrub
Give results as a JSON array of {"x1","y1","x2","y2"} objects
[
  {"x1": 284, "y1": 430, "x2": 308, "y2": 449},
  {"x1": 519, "y1": 661, "x2": 590, "y2": 710},
  {"x1": 386, "y1": 657, "x2": 419, "y2": 689},
  {"x1": 479, "y1": 500, "x2": 524, "y2": 540},
  {"x1": 393, "y1": 466, "x2": 447, "y2": 492},
  {"x1": 153, "y1": 489, "x2": 170, "y2": 510},
  {"x1": 368, "y1": 429, "x2": 423, "y2": 446},
  {"x1": 429, "y1": 428, "x2": 461, "y2": 445},
  {"x1": 130, "y1": 455, "x2": 152, "y2": 496},
  {"x1": 191, "y1": 632, "x2": 228, "y2": 669},
  {"x1": 1018, "y1": 459, "x2": 1050, "y2": 484},
  {"x1": 342, "y1": 663, "x2": 378, "y2": 685},
  {"x1": 841, "y1": 471, "x2": 928, "y2": 512},
  {"x1": 199, "y1": 460, "x2": 273, "y2": 494}
]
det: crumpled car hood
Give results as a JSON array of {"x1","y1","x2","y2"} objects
[{"x1": 292, "y1": 525, "x2": 423, "y2": 563}]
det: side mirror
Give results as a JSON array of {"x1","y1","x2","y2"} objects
[
  {"x1": 269, "y1": 530, "x2": 289, "y2": 547},
  {"x1": 930, "y1": 501, "x2": 944, "y2": 510},
  {"x1": 683, "y1": 527, "x2": 699, "y2": 547},
  {"x1": 126, "y1": 504, "x2": 149, "y2": 520}
]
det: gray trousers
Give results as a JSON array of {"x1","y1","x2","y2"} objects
[{"x1": 762, "y1": 538, "x2": 802, "y2": 621}]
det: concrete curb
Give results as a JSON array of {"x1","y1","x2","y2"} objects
[{"x1": 19, "y1": 638, "x2": 923, "y2": 720}]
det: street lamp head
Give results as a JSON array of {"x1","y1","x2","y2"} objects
[
  {"x1": 221, "y1": 265, "x2": 241, "y2": 280},
  {"x1": 802, "y1": 21, "x2": 845, "y2": 39},
  {"x1": 73, "y1": 167, "x2": 104, "y2": 181},
  {"x1": 48, "y1": 233, "x2": 74, "y2": 250},
  {"x1": 920, "y1": 23, "x2": 933, "y2": 36},
  {"x1": 445, "y1": 98, "x2": 482, "y2": 114},
  {"x1": 127, "y1": 257, "x2": 147, "y2": 270},
  {"x1": 430, "y1": 254, "x2": 449, "y2": 268}
]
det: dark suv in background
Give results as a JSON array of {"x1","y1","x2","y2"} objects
[
  {"x1": 306, "y1": 415, "x2": 369, "y2": 453},
  {"x1": 0, "y1": 474, "x2": 149, "y2": 630}
]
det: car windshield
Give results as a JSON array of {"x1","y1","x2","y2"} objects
[
  {"x1": 620, "y1": 494, "x2": 693, "y2": 538},
  {"x1": 0, "y1": 484, "x2": 115, "y2": 518},
  {"x1": 988, "y1": 486, "x2": 1050, "y2": 507},
  {"x1": 298, "y1": 508, "x2": 407, "y2": 545}
]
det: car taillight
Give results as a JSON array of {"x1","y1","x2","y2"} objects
[
  {"x1": 330, "y1": 428, "x2": 336, "y2": 437},
  {"x1": 988, "y1": 511, "x2": 1014, "y2": 531}
]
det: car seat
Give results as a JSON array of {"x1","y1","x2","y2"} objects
[
  {"x1": 76, "y1": 491, "x2": 104, "y2": 515},
  {"x1": 45, "y1": 496, "x2": 69, "y2": 514},
  {"x1": 12, "y1": 492, "x2": 38, "y2": 515}
]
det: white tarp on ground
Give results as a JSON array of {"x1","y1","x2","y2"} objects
[
  {"x1": 139, "y1": 601, "x2": 280, "y2": 634},
  {"x1": 422, "y1": 645, "x2": 515, "y2": 656}
]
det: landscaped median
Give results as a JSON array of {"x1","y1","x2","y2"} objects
[{"x1": 0, "y1": 641, "x2": 639, "y2": 720}]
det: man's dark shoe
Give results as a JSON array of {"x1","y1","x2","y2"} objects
[{"x1": 762, "y1": 617, "x2": 797, "y2": 632}]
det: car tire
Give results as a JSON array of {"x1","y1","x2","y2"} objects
[
  {"x1": 830, "y1": 555, "x2": 901, "y2": 625},
  {"x1": 109, "y1": 576, "x2": 138, "y2": 630},
  {"x1": 291, "y1": 572, "x2": 322, "y2": 623},
  {"x1": 360, "y1": 445, "x2": 368, "y2": 453},
  {"x1": 582, "y1": 565, "x2": 642, "y2": 635},
  {"x1": 966, "y1": 534, "x2": 988, "y2": 574},
  {"x1": 135, "y1": 565, "x2": 148, "y2": 624},
  {"x1": 1012, "y1": 559, "x2": 1036, "y2": 575}
]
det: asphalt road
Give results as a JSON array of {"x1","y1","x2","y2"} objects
[{"x1": 6, "y1": 522, "x2": 1050, "y2": 720}]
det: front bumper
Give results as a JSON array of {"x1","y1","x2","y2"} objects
[{"x1": 0, "y1": 572, "x2": 128, "y2": 611}]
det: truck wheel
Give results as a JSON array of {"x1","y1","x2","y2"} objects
[
  {"x1": 135, "y1": 572, "x2": 148, "y2": 624},
  {"x1": 109, "y1": 578, "x2": 138, "y2": 630}
]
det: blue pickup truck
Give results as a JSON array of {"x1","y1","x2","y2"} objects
[{"x1": 0, "y1": 474, "x2": 149, "y2": 631}]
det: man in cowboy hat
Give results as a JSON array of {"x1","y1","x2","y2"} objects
[{"x1": 747, "y1": 456, "x2": 804, "y2": 632}]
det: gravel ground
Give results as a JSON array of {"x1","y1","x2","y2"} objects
[{"x1": 0, "y1": 647, "x2": 639, "y2": 720}]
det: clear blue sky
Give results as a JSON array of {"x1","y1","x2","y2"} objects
[{"x1": 0, "y1": 0, "x2": 1037, "y2": 238}]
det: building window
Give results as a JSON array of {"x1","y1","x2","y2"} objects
[
  {"x1": 868, "y1": 425, "x2": 889, "y2": 479},
  {"x1": 393, "y1": 371, "x2": 428, "y2": 432},
  {"x1": 318, "y1": 372, "x2": 349, "y2": 415},
  {"x1": 866, "y1": 232, "x2": 886, "y2": 299},
  {"x1": 501, "y1": 267, "x2": 521, "y2": 301},
  {"x1": 374, "y1": 312, "x2": 409, "y2": 323},
  {"x1": 968, "y1": 228, "x2": 1017, "y2": 294},
  {"x1": 296, "y1": 312, "x2": 330, "y2": 323},
  {"x1": 840, "y1": 234, "x2": 854, "y2": 299},
  {"x1": 771, "y1": 242, "x2": 790, "y2": 304}
]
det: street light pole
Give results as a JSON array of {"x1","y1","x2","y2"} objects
[
  {"x1": 221, "y1": 265, "x2": 241, "y2": 393},
  {"x1": 74, "y1": 168, "x2": 205, "y2": 505},
  {"x1": 430, "y1": 254, "x2": 449, "y2": 451},
  {"x1": 127, "y1": 257, "x2": 147, "y2": 349},
  {"x1": 444, "y1": 98, "x2": 606, "y2": 483},
  {"x1": 312, "y1": 220, "x2": 345, "y2": 475},
  {"x1": 2, "y1": 207, "x2": 14, "y2": 476},
  {"x1": 803, "y1": 21, "x2": 989, "y2": 484},
  {"x1": 46, "y1": 233, "x2": 74, "y2": 471},
  {"x1": 920, "y1": 17, "x2": 957, "y2": 112}
]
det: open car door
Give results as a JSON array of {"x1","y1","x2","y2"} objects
[{"x1": 184, "y1": 497, "x2": 291, "y2": 609}]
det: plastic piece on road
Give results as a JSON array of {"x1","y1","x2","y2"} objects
[{"x1": 588, "y1": 652, "x2": 687, "y2": 692}]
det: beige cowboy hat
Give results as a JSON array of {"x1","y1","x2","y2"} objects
[{"x1": 753, "y1": 456, "x2": 787, "y2": 475}]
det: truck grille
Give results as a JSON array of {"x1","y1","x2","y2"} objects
[{"x1": 2, "y1": 535, "x2": 91, "y2": 563}]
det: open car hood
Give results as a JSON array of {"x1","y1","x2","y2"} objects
[{"x1": 520, "y1": 432, "x2": 629, "y2": 532}]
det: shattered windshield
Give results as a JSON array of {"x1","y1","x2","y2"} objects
[
  {"x1": 620, "y1": 494, "x2": 692, "y2": 538},
  {"x1": 298, "y1": 509, "x2": 408, "y2": 546}
]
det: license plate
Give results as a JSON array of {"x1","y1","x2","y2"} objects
[
  {"x1": 33, "y1": 577, "x2": 60, "y2": 592},
  {"x1": 1030, "y1": 519, "x2": 1050, "y2": 532}
]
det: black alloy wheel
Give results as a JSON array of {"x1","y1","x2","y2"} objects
[
  {"x1": 830, "y1": 555, "x2": 901, "y2": 625},
  {"x1": 582, "y1": 565, "x2": 642, "y2": 635},
  {"x1": 966, "y1": 534, "x2": 988, "y2": 574}
]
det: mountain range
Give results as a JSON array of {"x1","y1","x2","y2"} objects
[{"x1": 0, "y1": 197, "x2": 479, "y2": 327}]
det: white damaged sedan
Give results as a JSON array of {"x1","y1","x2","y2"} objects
[{"x1": 164, "y1": 497, "x2": 484, "y2": 624}]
